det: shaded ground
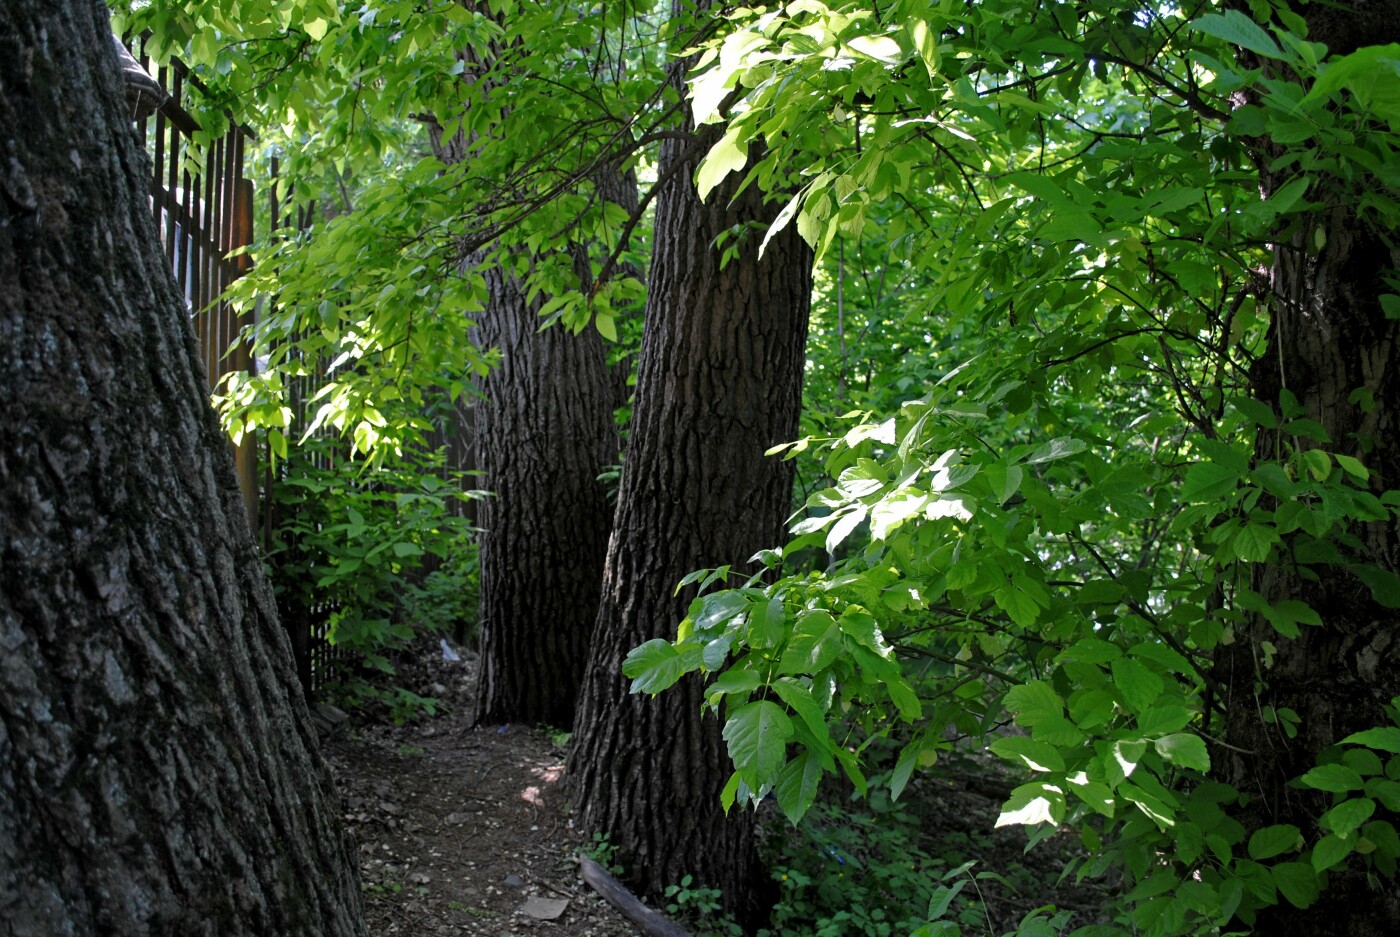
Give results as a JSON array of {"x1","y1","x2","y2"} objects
[
  {"x1": 320, "y1": 646, "x2": 636, "y2": 937},
  {"x1": 321, "y1": 641, "x2": 1112, "y2": 936}
]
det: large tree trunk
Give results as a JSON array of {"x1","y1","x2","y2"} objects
[
  {"x1": 0, "y1": 3, "x2": 365, "y2": 935},
  {"x1": 566, "y1": 1, "x2": 814, "y2": 919},
  {"x1": 1216, "y1": 5, "x2": 1400, "y2": 933},
  {"x1": 427, "y1": 15, "x2": 624, "y2": 728},
  {"x1": 469, "y1": 263, "x2": 618, "y2": 726}
]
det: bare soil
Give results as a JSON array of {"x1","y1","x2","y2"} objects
[
  {"x1": 321, "y1": 641, "x2": 1112, "y2": 937},
  {"x1": 320, "y1": 645, "x2": 638, "y2": 937}
]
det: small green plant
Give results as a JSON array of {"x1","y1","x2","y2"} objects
[
  {"x1": 264, "y1": 437, "x2": 478, "y2": 717},
  {"x1": 583, "y1": 833, "x2": 623, "y2": 875},
  {"x1": 756, "y1": 801, "x2": 1056, "y2": 937},
  {"x1": 363, "y1": 880, "x2": 403, "y2": 898},
  {"x1": 663, "y1": 875, "x2": 742, "y2": 937},
  {"x1": 325, "y1": 678, "x2": 441, "y2": 725}
]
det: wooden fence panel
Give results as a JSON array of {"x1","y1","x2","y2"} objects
[{"x1": 129, "y1": 38, "x2": 260, "y2": 527}]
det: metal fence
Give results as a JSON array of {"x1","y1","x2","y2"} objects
[
  {"x1": 127, "y1": 37, "x2": 261, "y2": 527},
  {"x1": 128, "y1": 40, "x2": 479, "y2": 699}
]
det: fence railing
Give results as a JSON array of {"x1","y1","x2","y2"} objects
[
  {"x1": 125, "y1": 40, "x2": 480, "y2": 699},
  {"x1": 126, "y1": 36, "x2": 261, "y2": 527}
]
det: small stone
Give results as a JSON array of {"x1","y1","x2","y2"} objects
[
  {"x1": 521, "y1": 896, "x2": 569, "y2": 920},
  {"x1": 379, "y1": 801, "x2": 402, "y2": 815},
  {"x1": 408, "y1": 872, "x2": 431, "y2": 885},
  {"x1": 311, "y1": 703, "x2": 350, "y2": 736},
  {"x1": 445, "y1": 812, "x2": 471, "y2": 825},
  {"x1": 503, "y1": 874, "x2": 525, "y2": 889}
]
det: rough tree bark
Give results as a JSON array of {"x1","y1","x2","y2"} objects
[
  {"x1": 1215, "y1": 4, "x2": 1400, "y2": 933},
  {"x1": 567, "y1": 0, "x2": 814, "y2": 919},
  {"x1": 428, "y1": 14, "x2": 624, "y2": 727},
  {"x1": 0, "y1": 3, "x2": 365, "y2": 934},
  {"x1": 468, "y1": 261, "x2": 619, "y2": 727}
]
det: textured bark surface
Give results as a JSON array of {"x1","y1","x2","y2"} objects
[
  {"x1": 428, "y1": 11, "x2": 624, "y2": 728},
  {"x1": 1214, "y1": 5, "x2": 1400, "y2": 932},
  {"x1": 469, "y1": 264, "x2": 617, "y2": 727},
  {"x1": 567, "y1": 1, "x2": 814, "y2": 916},
  {"x1": 0, "y1": 3, "x2": 365, "y2": 935}
]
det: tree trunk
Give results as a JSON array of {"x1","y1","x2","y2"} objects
[
  {"x1": 567, "y1": 1, "x2": 814, "y2": 918},
  {"x1": 470, "y1": 263, "x2": 618, "y2": 727},
  {"x1": 426, "y1": 16, "x2": 626, "y2": 728},
  {"x1": 0, "y1": 3, "x2": 365, "y2": 935},
  {"x1": 1216, "y1": 5, "x2": 1400, "y2": 933}
]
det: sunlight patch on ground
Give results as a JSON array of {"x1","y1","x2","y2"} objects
[{"x1": 520, "y1": 760, "x2": 565, "y2": 805}]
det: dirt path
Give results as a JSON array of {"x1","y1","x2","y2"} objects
[
  {"x1": 320, "y1": 646, "x2": 640, "y2": 937},
  {"x1": 320, "y1": 641, "x2": 1112, "y2": 936}
]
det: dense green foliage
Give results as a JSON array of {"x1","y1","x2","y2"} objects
[
  {"x1": 622, "y1": 1, "x2": 1400, "y2": 933},
  {"x1": 114, "y1": 0, "x2": 656, "y2": 459},
  {"x1": 266, "y1": 439, "x2": 479, "y2": 715},
  {"x1": 113, "y1": 0, "x2": 1400, "y2": 931}
]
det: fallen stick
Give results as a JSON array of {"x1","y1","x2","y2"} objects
[{"x1": 577, "y1": 855, "x2": 693, "y2": 937}]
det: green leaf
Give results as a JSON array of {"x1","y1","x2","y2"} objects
[
  {"x1": 1300, "y1": 763, "x2": 1365, "y2": 793},
  {"x1": 1023, "y1": 436, "x2": 1087, "y2": 464},
  {"x1": 720, "y1": 770, "x2": 741, "y2": 814},
  {"x1": 1136, "y1": 705, "x2": 1192, "y2": 739},
  {"x1": 1301, "y1": 448, "x2": 1332, "y2": 481},
  {"x1": 1062, "y1": 637, "x2": 1123, "y2": 665},
  {"x1": 850, "y1": 645, "x2": 922, "y2": 721},
  {"x1": 890, "y1": 737, "x2": 922, "y2": 801},
  {"x1": 984, "y1": 461, "x2": 1024, "y2": 506},
  {"x1": 774, "y1": 750, "x2": 824, "y2": 824},
  {"x1": 1335, "y1": 453, "x2": 1369, "y2": 482},
  {"x1": 870, "y1": 490, "x2": 929, "y2": 540},
  {"x1": 846, "y1": 34, "x2": 904, "y2": 64},
  {"x1": 1005, "y1": 680, "x2": 1064, "y2": 727},
  {"x1": 1190, "y1": 11, "x2": 1284, "y2": 60},
  {"x1": 908, "y1": 17, "x2": 939, "y2": 77},
  {"x1": 594, "y1": 312, "x2": 618, "y2": 342},
  {"x1": 1341, "y1": 726, "x2": 1400, "y2": 753},
  {"x1": 760, "y1": 189, "x2": 804, "y2": 260},
  {"x1": 825, "y1": 505, "x2": 868, "y2": 553},
  {"x1": 1311, "y1": 834, "x2": 1354, "y2": 872},
  {"x1": 995, "y1": 782, "x2": 1066, "y2": 827},
  {"x1": 1303, "y1": 43, "x2": 1400, "y2": 105},
  {"x1": 696, "y1": 126, "x2": 749, "y2": 203},
  {"x1": 1271, "y1": 862, "x2": 1320, "y2": 909},
  {"x1": 1182, "y1": 461, "x2": 1240, "y2": 502},
  {"x1": 1066, "y1": 774, "x2": 1115, "y2": 817},
  {"x1": 624, "y1": 639, "x2": 699, "y2": 695},
  {"x1": 1119, "y1": 780, "x2": 1177, "y2": 828},
  {"x1": 990, "y1": 736, "x2": 1066, "y2": 773},
  {"x1": 1354, "y1": 564, "x2": 1400, "y2": 609},
  {"x1": 771, "y1": 679, "x2": 833, "y2": 747},
  {"x1": 1231, "y1": 396, "x2": 1279, "y2": 428},
  {"x1": 1232, "y1": 522, "x2": 1280, "y2": 563},
  {"x1": 1111, "y1": 658, "x2": 1164, "y2": 715},
  {"x1": 1248, "y1": 824, "x2": 1301, "y2": 860},
  {"x1": 994, "y1": 585, "x2": 1041, "y2": 627},
  {"x1": 723, "y1": 700, "x2": 794, "y2": 788},
  {"x1": 1069, "y1": 689, "x2": 1116, "y2": 729},
  {"x1": 778, "y1": 610, "x2": 844, "y2": 674},
  {"x1": 1155, "y1": 733, "x2": 1211, "y2": 772},
  {"x1": 706, "y1": 669, "x2": 762, "y2": 700},
  {"x1": 1322, "y1": 798, "x2": 1376, "y2": 838}
]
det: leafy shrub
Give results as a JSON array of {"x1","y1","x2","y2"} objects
[{"x1": 265, "y1": 437, "x2": 478, "y2": 705}]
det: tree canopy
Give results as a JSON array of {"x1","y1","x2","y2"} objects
[{"x1": 106, "y1": 0, "x2": 1400, "y2": 933}]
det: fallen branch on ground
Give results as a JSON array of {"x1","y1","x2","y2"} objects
[{"x1": 577, "y1": 855, "x2": 692, "y2": 937}]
